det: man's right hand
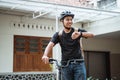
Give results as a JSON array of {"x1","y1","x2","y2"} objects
[
  {"x1": 42, "y1": 42, "x2": 54, "y2": 64},
  {"x1": 42, "y1": 55, "x2": 49, "y2": 64}
]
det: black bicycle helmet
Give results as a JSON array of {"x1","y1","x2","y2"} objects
[{"x1": 60, "y1": 11, "x2": 74, "y2": 21}]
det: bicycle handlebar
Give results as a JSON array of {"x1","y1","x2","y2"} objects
[
  {"x1": 49, "y1": 58, "x2": 84, "y2": 68},
  {"x1": 49, "y1": 58, "x2": 56, "y2": 62}
]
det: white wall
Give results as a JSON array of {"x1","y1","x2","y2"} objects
[
  {"x1": 83, "y1": 38, "x2": 120, "y2": 53},
  {"x1": 84, "y1": 16, "x2": 120, "y2": 35},
  {"x1": 117, "y1": 0, "x2": 120, "y2": 8},
  {"x1": 0, "y1": 34, "x2": 13, "y2": 72}
]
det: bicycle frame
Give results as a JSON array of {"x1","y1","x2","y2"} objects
[{"x1": 49, "y1": 58, "x2": 62, "y2": 80}]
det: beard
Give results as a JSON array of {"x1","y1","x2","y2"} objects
[
  {"x1": 64, "y1": 27, "x2": 71, "y2": 30},
  {"x1": 64, "y1": 26, "x2": 71, "y2": 30}
]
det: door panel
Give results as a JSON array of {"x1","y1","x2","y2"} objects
[
  {"x1": 14, "y1": 54, "x2": 27, "y2": 71},
  {"x1": 84, "y1": 51, "x2": 110, "y2": 79}
]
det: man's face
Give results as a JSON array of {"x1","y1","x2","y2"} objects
[{"x1": 62, "y1": 16, "x2": 73, "y2": 29}]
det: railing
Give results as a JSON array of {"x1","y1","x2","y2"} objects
[{"x1": 0, "y1": 72, "x2": 57, "y2": 80}]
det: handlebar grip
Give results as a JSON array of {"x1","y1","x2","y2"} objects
[
  {"x1": 49, "y1": 58, "x2": 61, "y2": 68},
  {"x1": 49, "y1": 58, "x2": 56, "y2": 64}
]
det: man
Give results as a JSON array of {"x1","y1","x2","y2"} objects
[{"x1": 42, "y1": 11, "x2": 94, "y2": 80}]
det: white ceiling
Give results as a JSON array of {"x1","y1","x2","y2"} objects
[{"x1": 0, "y1": 0, "x2": 120, "y2": 39}]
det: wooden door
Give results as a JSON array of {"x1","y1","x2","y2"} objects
[{"x1": 14, "y1": 35, "x2": 52, "y2": 72}]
